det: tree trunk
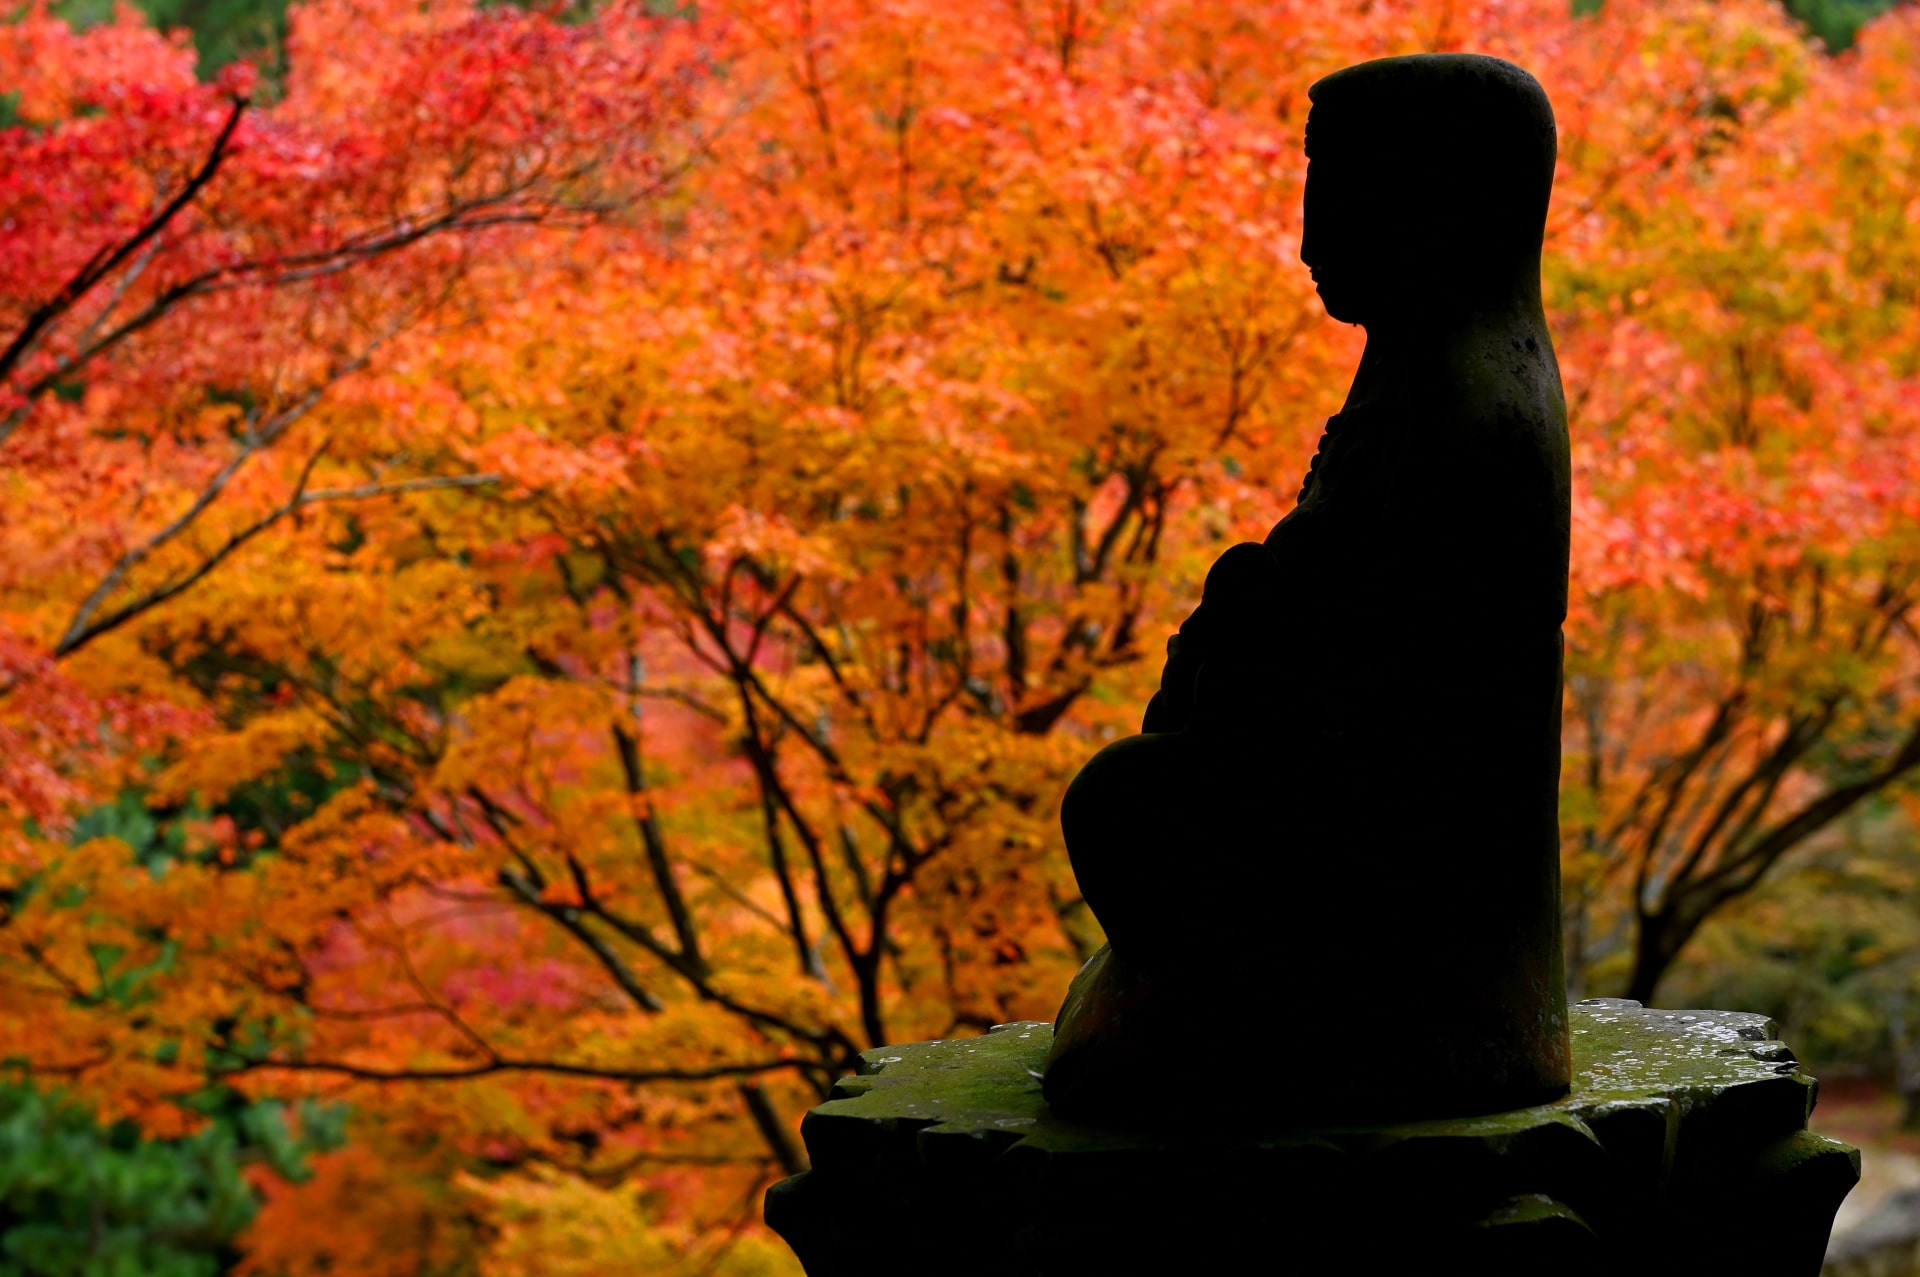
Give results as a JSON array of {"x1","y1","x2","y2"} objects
[
  {"x1": 1624, "y1": 910, "x2": 1680, "y2": 1007},
  {"x1": 738, "y1": 1081, "x2": 808, "y2": 1177}
]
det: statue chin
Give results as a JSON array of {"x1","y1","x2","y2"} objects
[{"x1": 1310, "y1": 277, "x2": 1367, "y2": 326}]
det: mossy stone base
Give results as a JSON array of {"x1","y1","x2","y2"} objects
[{"x1": 765, "y1": 999, "x2": 1857, "y2": 1277}]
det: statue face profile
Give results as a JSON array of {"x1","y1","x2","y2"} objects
[
  {"x1": 1300, "y1": 54, "x2": 1558, "y2": 328},
  {"x1": 1298, "y1": 144, "x2": 1391, "y2": 326}
]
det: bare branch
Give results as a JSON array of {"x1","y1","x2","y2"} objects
[
  {"x1": 498, "y1": 867, "x2": 665, "y2": 1013},
  {"x1": 611, "y1": 709, "x2": 704, "y2": 970},
  {"x1": 55, "y1": 466, "x2": 498, "y2": 658},
  {"x1": 0, "y1": 97, "x2": 249, "y2": 415},
  {"x1": 235, "y1": 1054, "x2": 805, "y2": 1085}
]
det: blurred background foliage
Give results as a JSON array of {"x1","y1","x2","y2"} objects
[
  {"x1": 0, "y1": 1083, "x2": 346, "y2": 1277},
  {"x1": 5, "y1": 0, "x2": 1920, "y2": 1271},
  {"x1": 1, "y1": 797, "x2": 347, "y2": 1277},
  {"x1": 49, "y1": 0, "x2": 287, "y2": 76},
  {"x1": 56, "y1": 0, "x2": 1906, "y2": 75}
]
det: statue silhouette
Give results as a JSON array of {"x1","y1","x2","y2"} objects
[{"x1": 1045, "y1": 53, "x2": 1573, "y2": 1126}]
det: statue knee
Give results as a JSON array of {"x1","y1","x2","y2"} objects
[{"x1": 1061, "y1": 735, "x2": 1187, "y2": 951}]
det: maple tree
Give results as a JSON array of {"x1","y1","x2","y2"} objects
[
  {"x1": 3, "y1": 0, "x2": 1920, "y2": 1270},
  {"x1": 1553, "y1": 5, "x2": 1920, "y2": 1003},
  {"x1": 0, "y1": 0, "x2": 704, "y2": 823}
]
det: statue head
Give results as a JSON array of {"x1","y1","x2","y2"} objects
[{"x1": 1302, "y1": 54, "x2": 1557, "y2": 327}]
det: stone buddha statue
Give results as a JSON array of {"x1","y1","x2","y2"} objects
[{"x1": 1044, "y1": 54, "x2": 1573, "y2": 1126}]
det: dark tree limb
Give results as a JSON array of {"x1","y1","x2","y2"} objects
[{"x1": 0, "y1": 97, "x2": 249, "y2": 414}]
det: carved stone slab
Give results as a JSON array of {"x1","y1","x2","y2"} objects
[{"x1": 767, "y1": 1000, "x2": 1857, "y2": 1276}]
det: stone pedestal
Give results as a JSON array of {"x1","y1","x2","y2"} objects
[{"x1": 765, "y1": 999, "x2": 1858, "y2": 1276}]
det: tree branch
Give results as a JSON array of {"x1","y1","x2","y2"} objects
[
  {"x1": 235, "y1": 1054, "x2": 805, "y2": 1085},
  {"x1": 0, "y1": 97, "x2": 248, "y2": 413},
  {"x1": 56, "y1": 467, "x2": 498, "y2": 657}
]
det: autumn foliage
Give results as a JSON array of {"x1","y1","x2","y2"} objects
[{"x1": 3, "y1": 0, "x2": 1919, "y2": 1269}]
